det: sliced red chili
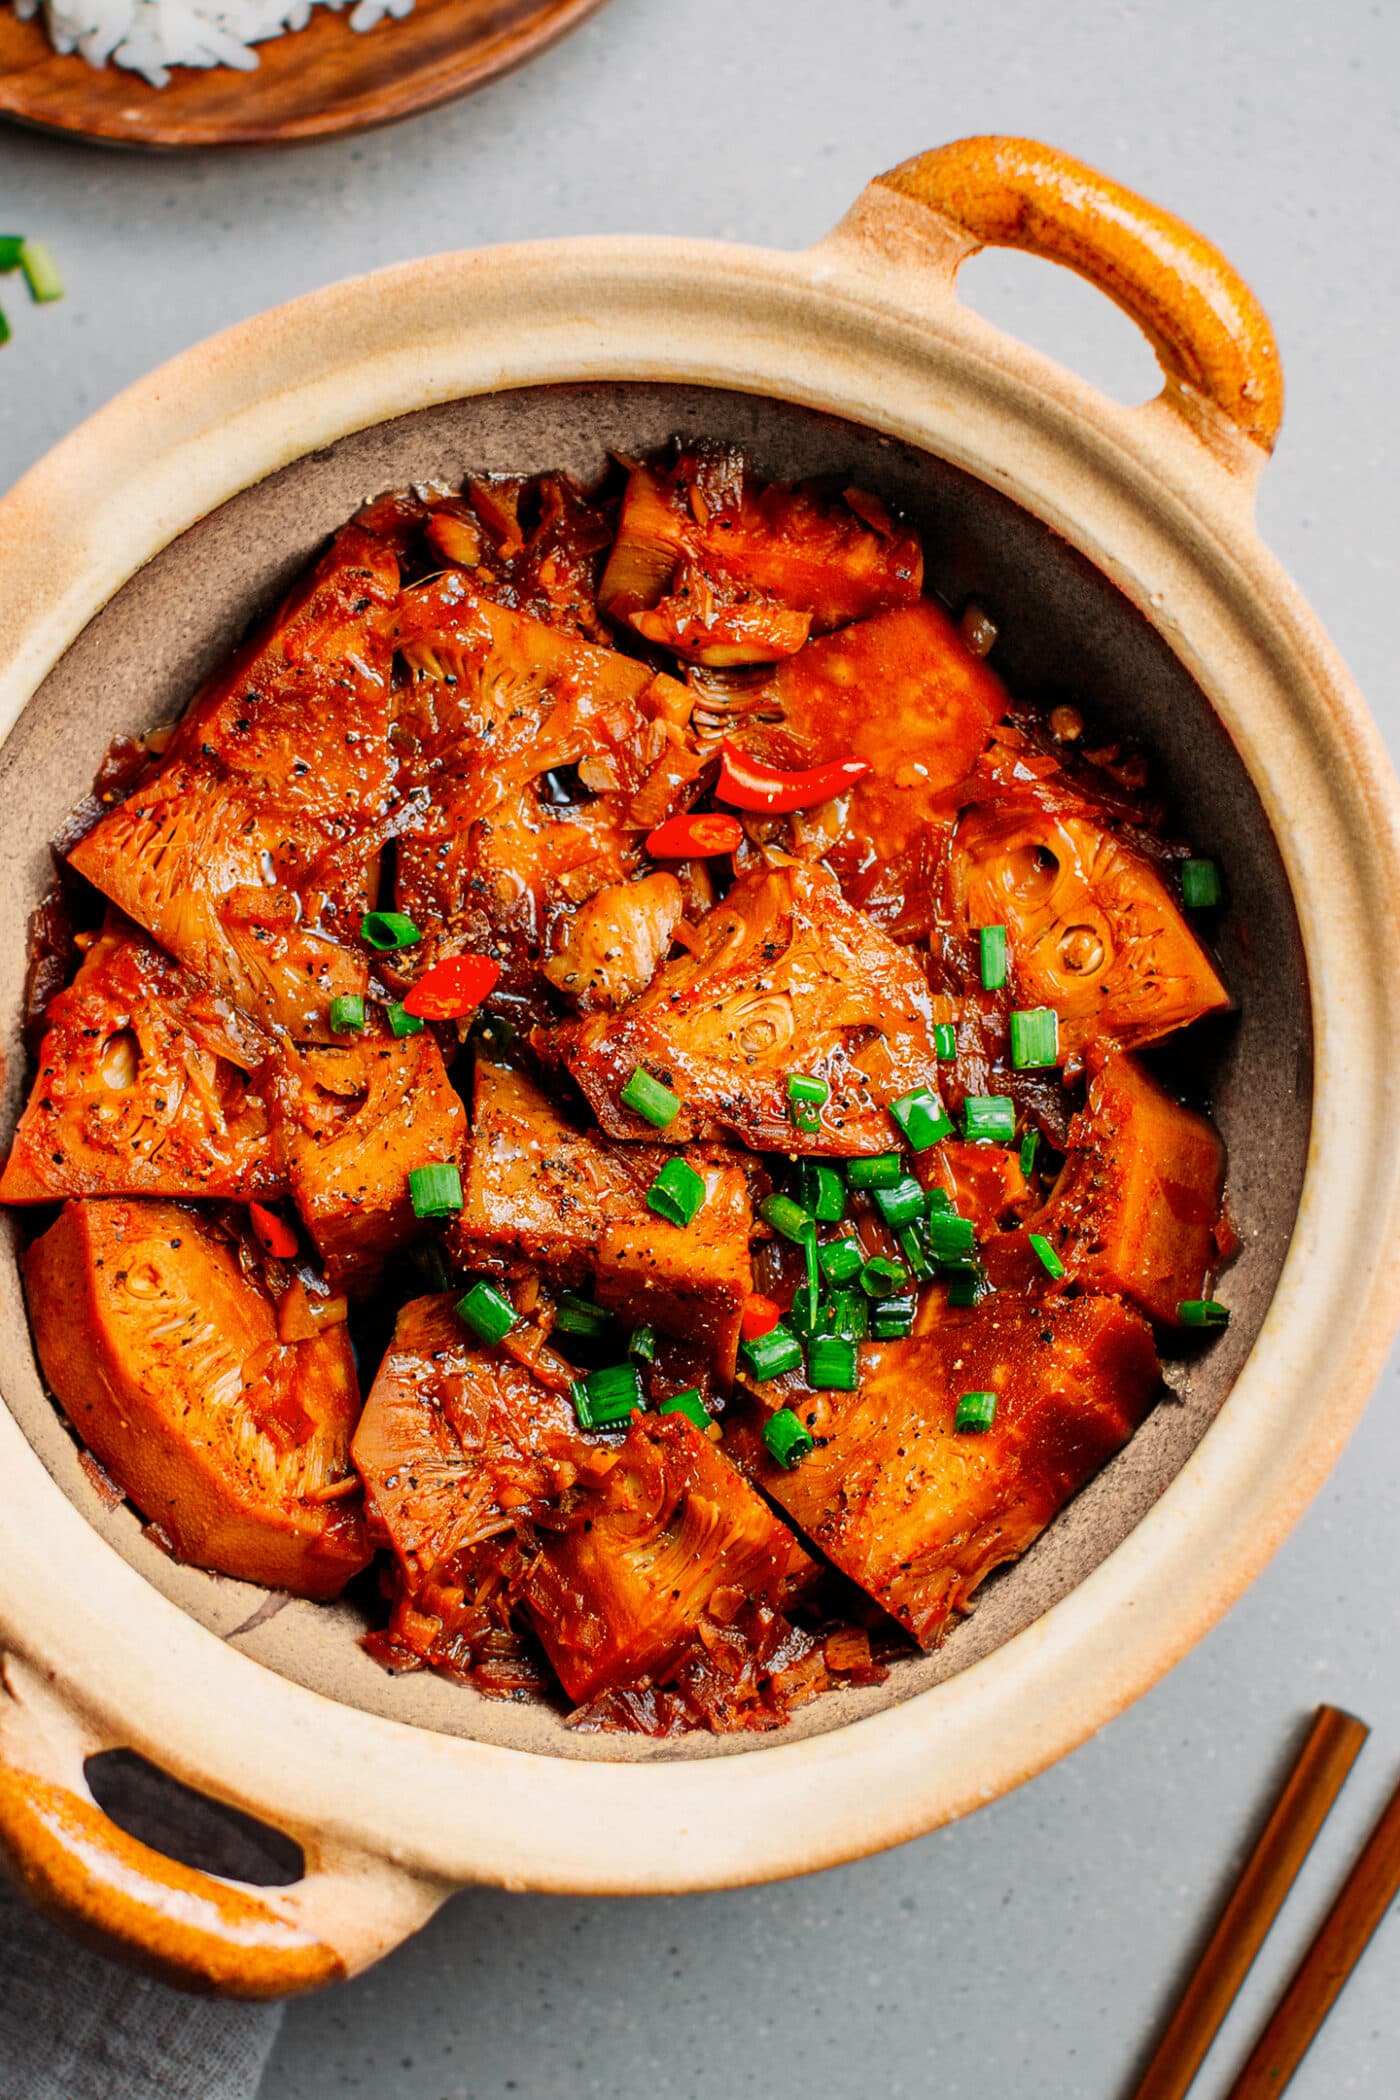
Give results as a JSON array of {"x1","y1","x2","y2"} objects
[
  {"x1": 714, "y1": 739, "x2": 872, "y2": 813},
  {"x1": 739, "y1": 1292, "x2": 783, "y2": 1341},
  {"x1": 645, "y1": 812, "x2": 744, "y2": 859},
  {"x1": 249, "y1": 1202, "x2": 299, "y2": 1261},
  {"x1": 402, "y1": 953, "x2": 502, "y2": 1020}
]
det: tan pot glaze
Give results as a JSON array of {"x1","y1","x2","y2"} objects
[{"x1": 1, "y1": 138, "x2": 1398, "y2": 1996}]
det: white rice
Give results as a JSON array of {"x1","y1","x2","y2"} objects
[{"x1": 12, "y1": 0, "x2": 415, "y2": 88}]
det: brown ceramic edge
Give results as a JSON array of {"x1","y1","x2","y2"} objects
[{"x1": 0, "y1": 154, "x2": 1397, "y2": 1932}]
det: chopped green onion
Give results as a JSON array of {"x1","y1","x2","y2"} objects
[
  {"x1": 788, "y1": 1265, "x2": 822, "y2": 1335},
  {"x1": 0, "y1": 308, "x2": 10, "y2": 350},
  {"x1": 846, "y1": 1153, "x2": 904, "y2": 1190},
  {"x1": 758, "y1": 1192, "x2": 815, "y2": 1246},
  {"x1": 553, "y1": 1294, "x2": 612, "y2": 1338},
  {"x1": 455, "y1": 1279, "x2": 516, "y2": 1346},
  {"x1": 1178, "y1": 1298, "x2": 1231, "y2": 1328},
  {"x1": 964, "y1": 1094, "x2": 1016, "y2": 1144},
  {"x1": 872, "y1": 1294, "x2": 917, "y2": 1339},
  {"x1": 818, "y1": 1236, "x2": 864, "y2": 1287},
  {"x1": 1019, "y1": 1126, "x2": 1041, "y2": 1178},
  {"x1": 1029, "y1": 1232, "x2": 1066, "y2": 1280},
  {"x1": 741, "y1": 1325, "x2": 803, "y2": 1381},
  {"x1": 763, "y1": 1407, "x2": 815, "y2": 1468},
  {"x1": 927, "y1": 1211, "x2": 977, "y2": 1265},
  {"x1": 873, "y1": 1174, "x2": 926, "y2": 1229},
  {"x1": 19, "y1": 240, "x2": 63, "y2": 304},
  {"x1": 888, "y1": 1085, "x2": 954, "y2": 1152},
  {"x1": 955, "y1": 1390, "x2": 998, "y2": 1433},
  {"x1": 1181, "y1": 858, "x2": 1223, "y2": 908},
  {"x1": 925, "y1": 1187, "x2": 954, "y2": 1214},
  {"x1": 806, "y1": 1333, "x2": 859, "y2": 1391},
  {"x1": 897, "y1": 1225, "x2": 934, "y2": 1280},
  {"x1": 620, "y1": 1065, "x2": 681, "y2": 1129},
  {"x1": 787, "y1": 1072, "x2": 828, "y2": 1134},
  {"x1": 658, "y1": 1388, "x2": 710, "y2": 1432},
  {"x1": 978, "y1": 924, "x2": 1008, "y2": 991},
  {"x1": 0, "y1": 236, "x2": 24, "y2": 272},
  {"x1": 933, "y1": 1022, "x2": 958, "y2": 1062},
  {"x1": 408, "y1": 1162, "x2": 463, "y2": 1218},
  {"x1": 946, "y1": 1270, "x2": 988, "y2": 1308},
  {"x1": 361, "y1": 910, "x2": 421, "y2": 951},
  {"x1": 825, "y1": 1287, "x2": 869, "y2": 1341},
  {"x1": 328, "y1": 993, "x2": 366, "y2": 1034},
  {"x1": 628, "y1": 1323, "x2": 658, "y2": 1363},
  {"x1": 572, "y1": 1362, "x2": 644, "y2": 1431},
  {"x1": 799, "y1": 1160, "x2": 847, "y2": 1224},
  {"x1": 646, "y1": 1156, "x2": 707, "y2": 1228},
  {"x1": 859, "y1": 1256, "x2": 909, "y2": 1300},
  {"x1": 1009, "y1": 1007, "x2": 1059, "y2": 1070},
  {"x1": 387, "y1": 1000, "x2": 425, "y2": 1038}
]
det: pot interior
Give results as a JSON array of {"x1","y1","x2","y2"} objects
[{"x1": 0, "y1": 383, "x2": 1310, "y2": 1762}]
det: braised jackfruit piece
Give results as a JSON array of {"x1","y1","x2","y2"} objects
[
  {"x1": 599, "y1": 446, "x2": 923, "y2": 660},
  {"x1": 422, "y1": 472, "x2": 617, "y2": 642},
  {"x1": 950, "y1": 780, "x2": 1229, "y2": 1061},
  {"x1": 25, "y1": 1198, "x2": 367, "y2": 1596},
  {"x1": 0, "y1": 921, "x2": 279, "y2": 1204},
  {"x1": 541, "y1": 872, "x2": 684, "y2": 1010},
  {"x1": 393, "y1": 576, "x2": 694, "y2": 992},
  {"x1": 68, "y1": 525, "x2": 400, "y2": 1041},
  {"x1": 265, "y1": 1035, "x2": 467, "y2": 1294},
  {"x1": 521, "y1": 1412, "x2": 810, "y2": 1704},
  {"x1": 565, "y1": 859, "x2": 945, "y2": 1154},
  {"x1": 594, "y1": 1151, "x2": 754, "y2": 1383},
  {"x1": 1034, "y1": 1051, "x2": 1227, "y2": 1324},
  {"x1": 736, "y1": 1291, "x2": 1159, "y2": 1647}
]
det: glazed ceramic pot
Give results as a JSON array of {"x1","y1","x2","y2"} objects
[{"x1": 2, "y1": 137, "x2": 1399, "y2": 1997}]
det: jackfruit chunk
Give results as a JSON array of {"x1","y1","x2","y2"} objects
[
  {"x1": 25, "y1": 1198, "x2": 367, "y2": 1597},
  {"x1": 0, "y1": 920, "x2": 279, "y2": 1204}
]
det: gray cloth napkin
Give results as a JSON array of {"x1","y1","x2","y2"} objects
[{"x1": 0, "y1": 1874, "x2": 283, "y2": 2100}]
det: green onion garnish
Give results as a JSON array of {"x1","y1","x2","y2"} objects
[
  {"x1": 787, "y1": 1072, "x2": 829, "y2": 1132},
  {"x1": 1178, "y1": 1298, "x2": 1230, "y2": 1328},
  {"x1": 572, "y1": 1362, "x2": 644, "y2": 1431},
  {"x1": 946, "y1": 1270, "x2": 988, "y2": 1308},
  {"x1": 1009, "y1": 1007, "x2": 1059, "y2": 1070},
  {"x1": 0, "y1": 309, "x2": 10, "y2": 350},
  {"x1": 620, "y1": 1065, "x2": 681, "y2": 1129},
  {"x1": 925, "y1": 1187, "x2": 954, "y2": 1214},
  {"x1": 825, "y1": 1287, "x2": 869, "y2": 1341},
  {"x1": 788, "y1": 1262, "x2": 822, "y2": 1335},
  {"x1": 758, "y1": 1192, "x2": 815, "y2": 1246},
  {"x1": 872, "y1": 1294, "x2": 917, "y2": 1339},
  {"x1": 806, "y1": 1334, "x2": 858, "y2": 1391},
  {"x1": 18, "y1": 240, "x2": 63, "y2": 305},
  {"x1": 1019, "y1": 1126, "x2": 1041, "y2": 1178},
  {"x1": 964, "y1": 1094, "x2": 1016, "y2": 1144},
  {"x1": 455, "y1": 1279, "x2": 516, "y2": 1346},
  {"x1": 554, "y1": 1294, "x2": 612, "y2": 1338},
  {"x1": 888, "y1": 1085, "x2": 954, "y2": 1153},
  {"x1": 0, "y1": 237, "x2": 24, "y2": 271},
  {"x1": 1029, "y1": 1232, "x2": 1065, "y2": 1279},
  {"x1": 328, "y1": 993, "x2": 366, "y2": 1034},
  {"x1": 1181, "y1": 858, "x2": 1223, "y2": 908},
  {"x1": 933, "y1": 1022, "x2": 958, "y2": 1062},
  {"x1": 818, "y1": 1237, "x2": 864, "y2": 1287},
  {"x1": 846, "y1": 1153, "x2": 904, "y2": 1190},
  {"x1": 741, "y1": 1325, "x2": 803, "y2": 1381},
  {"x1": 873, "y1": 1174, "x2": 926, "y2": 1230},
  {"x1": 658, "y1": 1388, "x2": 710, "y2": 1433},
  {"x1": 646, "y1": 1156, "x2": 707, "y2": 1228},
  {"x1": 859, "y1": 1256, "x2": 909, "y2": 1299},
  {"x1": 955, "y1": 1390, "x2": 998, "y2": 1433},
  {"x1": 978, "y1": 925, "x2": 1008, "y2": 991},
  {"x1": 897, "y1": 1225, "x2": 934, "y2": 1280},
  {"x1": 798, "y1": 1160, "x2": 847, "y2": 1224},
  {"x1": 763, "y1": 1407, "x2": 815, "y2": 1468},
  {"x1": 387, "y1": 1001, "x2": 425, "y2": 1038},
  {"x1": 361, "y1": 910, "x2": 421, "y2": 951},
  {"x1": 408, "y1": 1162, "x2": 463, "y2": 1218},
  {"x1": 927, "y1": 1212, "x2": 977, "y2": 1264},
  {"x1": 628, "y1": 1323, "x2": 658, "y2": 1363}
]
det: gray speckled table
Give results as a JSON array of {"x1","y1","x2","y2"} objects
[{"x1": 3, "y1": 3, "x2": 1399, "y2": 2094}]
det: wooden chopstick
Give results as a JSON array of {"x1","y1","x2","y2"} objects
[
  {"x1": 1225, "y1": 1760, "x2": 1400, "y2": 2097},
  {"x1": 1129, "y1": 1704, "x2": 1370, "y2": 2100}
]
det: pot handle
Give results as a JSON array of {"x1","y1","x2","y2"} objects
[
  {"x1": 872, "y1": 136, "x2": 1283, "y2": 457},
  {"x1": 0, "y1": 1654, "x2": 445, "y2": 1998}
]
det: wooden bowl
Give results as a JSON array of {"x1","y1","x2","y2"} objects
[
  {"x1": 1, "y1": 138, "x2": 1398, "y2": 1996},
  {"x1": 0, "y1": 0, "x2": 608, "y2": 149}
]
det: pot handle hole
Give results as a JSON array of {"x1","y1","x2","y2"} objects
[
  {"x1": 871, "y1": 135, "x2": 1283, "y2": 460},
  {"x1": 0, "y1": 1653, "x2": 444, "y2": 1997}
]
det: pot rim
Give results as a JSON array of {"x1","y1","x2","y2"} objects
[{"x1": 2, "y1": 180, "x2": 1399, "y2": 1910}]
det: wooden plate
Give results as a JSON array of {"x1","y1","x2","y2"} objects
[{"x1": 0, "y1": 0, "x2": 608, "y2": 149}]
